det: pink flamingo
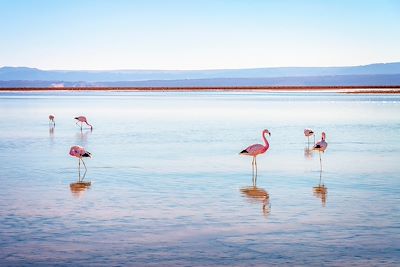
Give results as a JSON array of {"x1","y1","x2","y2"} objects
[
  {"x1": 304, "y1": 128, "x2": 315, "y2": 146},
  {"x1": 49, "y1": 114, "x2": 55, "y2": 126},
  {"x1": 74, "y1": 116, "x2": 93, "y2": 130},
  {"x1": 239, "y1": 129, "x2": 271, "y2": 180},
  {"x1": 69, "y1": 145, "x2": 91, "y2": 181},
  {"x1": 313, "y1": 132, "x2": 328, "y2": 171}
]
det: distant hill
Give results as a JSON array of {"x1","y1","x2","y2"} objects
[{"x1": 1, "y1": 62, "x2": 400, "y2": 87}]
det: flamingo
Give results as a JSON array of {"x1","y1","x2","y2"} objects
[
  {"x1": 304, "y1": 128, "x2": 315, "y2": 146},
  {"x1": 74, "y1": 116, "x2": 93, "y2": 130},
  {"x1": 49, "y1": 114, "x2": 55, "y2": 126},
  {"x1": 313, "y1": 132, "x2": 328, "y2": 171},
  {"x1": 69, "y1": 145, "x2": 91, "y2": 182},
  {"x1": 239, "y1": 129, "x2": 271, "y2": 181}
]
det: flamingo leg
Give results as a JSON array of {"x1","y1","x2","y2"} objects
[
  {"x1": 319, "y1": 168, "x2": 322, "y2": 186},
  {"x1": 313, "y1": 135, "x2": 315, "y2": 144},
  {"x1": 78, "y1": 158, "x2": 81, "y2": 182},
  {"x1": 254, "y1": 156, "x2": 258, "y2": 184},
  {"x1": 252, "y1": 157, "x2": 255, "y2": 185},
  {"x1": 81, "y1": 158, "x2": 87, "y2": 181},
  {"x1": 319, "y1": 150, "x2": 322, "y2": 172}
]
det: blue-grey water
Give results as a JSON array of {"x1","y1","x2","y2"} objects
[{"x1": 0, "y1": 91, "x2": 399, "y2": 266}]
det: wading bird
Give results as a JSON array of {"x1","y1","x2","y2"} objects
[
  {"x1": 239, "y1": 129, "x2": 271, "y2": 181},
  {"x1": 69, "y1": 145, "x2": 91, "y2": 182},
  {"x1": 49, "y1": 114, "x2": 55, "y2": 126},
  {"x1": 304, "y1": 128, "x2": 315, "y2": 145},
  {"x1": 74, "y1": 116, "x2": 93, "y2": 130},
  {"x1": 313, "y1": 132, "x2": 328, "y2": 171}
]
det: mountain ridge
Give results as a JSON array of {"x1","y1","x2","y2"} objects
[
  {"x1": 1, "y1": 62, "x2": 400, "y2": 82},
  {"x1": 1, "y1": 62, "x2": 400, "y2": 87}
]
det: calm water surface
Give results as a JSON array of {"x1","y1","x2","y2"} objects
[{"x1": 0, "y1": 92, "x2": 399, "y2": 266}]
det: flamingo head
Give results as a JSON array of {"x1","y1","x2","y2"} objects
[
  {"x1": 322, "y1": 132, "x2": 326, "y2": 140},
  {"x1": 263, "y1": 129, "x2": 271, "y2": 136}
]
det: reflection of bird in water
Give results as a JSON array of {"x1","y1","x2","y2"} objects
[
  {"x1": 49, "y1": 114, "x2": 55, "y2": 126},
  {"x1": 239, "y1": 129, "x2": 271, "y2": 183},
  {"x1": 76, "y1": 129, "x2": 92, "y2": 146},
  {"x1": 304, "y1": 147, "x2": 313, "y2": 159},
  {"x1": 69, "y1": 145, "x2": 92, "y2": 183},
  {"x1": 74, "y1": 116, "x2": 93, "y2": 130},
  {"x1": 304, "y1": 128, "x2": 315, "y2": 147},
  {"x1": 313, "y1": 169, "x2": 328, "y2": 206},
  {"x1": 49, "y1": 125, "x2": 55, "y2": 138},
  {"x1": 313, "y1": 132, "x2": 328, "y2": 171},
  {"x1": 240, "y1": 186, "x2": 271, "y2": 217},
  {"x1": 70, "y1": 182, "x2": 91, "y2": 198}
]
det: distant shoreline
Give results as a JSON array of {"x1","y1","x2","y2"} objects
[{"x1": 0, "y1": 86, "x2": 400, "y2": 94}]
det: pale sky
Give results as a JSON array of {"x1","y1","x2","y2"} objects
[{"x1": 1, "y1": 0, "x2": 400, "y2": 70}]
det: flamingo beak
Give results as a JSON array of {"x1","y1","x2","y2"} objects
[
  {"x1": 269, "y1": 133, "x2": 271, "y2": 136},
  {"x1": 74, "y1": 117, "x2": 78, "y2": 120}
]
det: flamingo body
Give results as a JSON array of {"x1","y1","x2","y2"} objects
[
  {"x1": 304, "y1": 128, "x2": 315, "y2": 145},
  {"x1": 304, "y1": 129, "x2": 314, "y2": 137},
  {"x1": 313, "y1": 132, "x2": 328, "y2": 152},
  {"x1": 49, "y1": 114, "x2": 55, "y2": 125},
  {"x1": 74, "y1": 116, "x2": 93, "y2": 130},
  {"x1": 313, "y1": 132, "x2": 328, "y2": 172},
  {"x1": 240, "y1": 144, "x2": 268, "y2": 157},
  {"x1": 69, "y1": 145, "x2": 91, "y2": 158},
  {"x1": 240, "y1": 129, "x2": 271, "y2": 157}
]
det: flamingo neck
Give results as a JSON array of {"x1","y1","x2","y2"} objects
[{"x1": 262, "y1": 132, "x2": 269, "y2": 149}]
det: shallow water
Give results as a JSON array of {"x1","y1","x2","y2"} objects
[{"x1": 0, "y1": 91, "x2": 399, "y2": 266}]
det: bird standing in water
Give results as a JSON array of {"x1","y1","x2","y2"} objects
[
  {"x1": 74, "y1": 116, "x2": 93, "y2": 130},
  {"x1": 69, "y1": 145, "x2": 92, "y2": 181},
  {"x1": 313, "y1": 132, "x2": 328, "y2": 171},
  {"x1": 304, "y1": 128, "x2": 315, "y2": 146},
  {"x1": 49, "y1": 114, "x2": 55, "y2": 126},
  {"x1": 240, "y1": 129, "x2": 271, "y2": 181}
]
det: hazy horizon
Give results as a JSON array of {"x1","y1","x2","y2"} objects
[{"x1": 1, "y1": 61, "x2": 400, "y2": 72}]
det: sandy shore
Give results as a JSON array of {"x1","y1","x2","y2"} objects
[{"x1": 0, "y1": 86, "x2": 399, "y2": 94}]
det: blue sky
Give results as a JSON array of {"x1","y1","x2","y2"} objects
[{"x1": 1, "y1": 0, "x2": 399, "y2": 70}]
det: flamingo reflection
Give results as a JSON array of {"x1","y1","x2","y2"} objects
[
  {"x1": 49, "y1": 125, "x2": 55, "y2": 138},
  {"x1": 70, "y1": 182, "x2": 91, "y2": 198},
  {"x1": 240, "y1": 175, "x2": 271, "y2": 217},
  {"x1": 75, "y1": 128, "x2": 92, "y2": 146},
  {"x1": 313, "y1": 169, "x2": 327, "y2": 206},
  {"x1": 304, "y1": 147, "x2": 313, "y2": 159}
]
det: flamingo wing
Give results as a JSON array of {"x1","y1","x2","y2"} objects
[
  {"x1": 240, "y1": 144, "x2": 265, "y2": 156},
  {"x1": 313, "y1": 141, "x2": 327, "y2": 151}
]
